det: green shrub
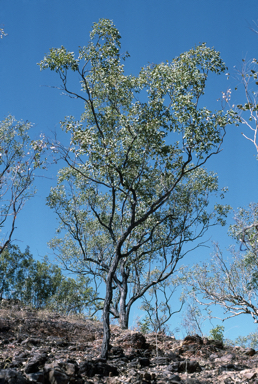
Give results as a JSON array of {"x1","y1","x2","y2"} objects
[{"x1": 209, "y1": 325, "x2": 224, "y2": 342}]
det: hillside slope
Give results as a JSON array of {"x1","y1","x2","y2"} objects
[{"x1": 0, "y1": 299, "x2": 258, "y2": 383}]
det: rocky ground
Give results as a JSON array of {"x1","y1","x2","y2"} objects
[{"x1": 0, "y1": 300, "x2": 258, "y2": 383}]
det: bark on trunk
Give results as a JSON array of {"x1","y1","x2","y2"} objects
[
  {"x1": 119, "y1": 311, "x2": 129, "y2": 329},
  {"x1": 101, "y1": 253, "x2": 121, "y2": 359},
  {"x1": 101, "y1": 272, "x2": 113, "y2": 359},
  {"x1": 119, "y1": 269, "x2": 129, "y2": 329}
]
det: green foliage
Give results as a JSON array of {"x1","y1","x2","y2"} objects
[
  {"x1": 38, "y1": 19, "x2": 236, "y2": 355},
  {"x1": 234, "y1": 332, "x2": 258, "y2": 349},
  {"x1": 41, "y1": 18, "x2": 234, "y2": 279},
  {"x1": 0, "y1": 28, "x2": 7, "y2": 39},
  {"x1": 209, "y1": 325, "x2": 225, "y2": 342},
  {"x1": 46, "y1": 274, "x2": 95, "y2": 315},
  {"x1": 136, "y1": 316, "x2": 151, "y2": 334},
  {"x1": 0, "y1": 244, "x2": 94, "y2": 314},
  {"x1": 39, "y1": 46, "x2": 79, "y2": 73},
  {"x1": 19, "y1": 257, "x2": 63, "y2": 308},
  {"x1": 0, "y1": 244, "x2": 33, "y2": 300},
  {"x1": 0, "y1": 115, "x2": 36, "y2": 177}
]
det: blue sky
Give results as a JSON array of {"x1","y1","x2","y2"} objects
[{"x1": 1, "y1": 0, "x2": 258, "y2": 340}]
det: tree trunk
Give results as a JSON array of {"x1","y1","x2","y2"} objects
[
  {"x1": 119, "y1": 305, "x2": 129, "y2": 329},
  {"x1": 101, "y1": 253, "x2": 121, "y2": 359},
  {"x1": 101, "y1": 272, "x2": 113, "y2": 359},
  {"x1": 119, "y1": 269, "x2": 129, "y2": 329}
]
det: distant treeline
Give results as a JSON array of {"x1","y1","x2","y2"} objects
[{"x1": 0, "y1": 244, "x2": 95, "y2": 315}]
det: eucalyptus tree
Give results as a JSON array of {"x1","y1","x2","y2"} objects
[
  {"x1": 0, "y1": 243, "x2": 94, "y2": 314},
  {"x1": 0, "y1": 116, "x2": 39, "y2": 253},
  {"x1": 0, "y1": 30, "x2": 38, "y2": 251},
  {"x1": 39, "y1": 19, "x2": 235, "y2": 358}
]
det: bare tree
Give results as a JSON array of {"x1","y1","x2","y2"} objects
[
  {"x1": 182, "y1": 239, "x2": 258, "y2": 323},
  {"x1": 180, "y1": 299, "x2": 208, "y2": 337},
  {"x1": 139, "y1": 271, "x2": 184, "y2": 334}
]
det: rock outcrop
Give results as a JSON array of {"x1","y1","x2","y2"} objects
[{"x1": 0, "y1": 299, "x2": 258, "y2": 383}]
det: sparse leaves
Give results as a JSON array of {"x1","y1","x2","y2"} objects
[
  {"x1": 182, "y1": 204, "x2": 258, "y2": 324},
  {"x1": 234, "y1": 57, "x2": 258, "y2": 153},
  {"x1": 0, "y1": 116, "x2": 40, "y2": 252}
]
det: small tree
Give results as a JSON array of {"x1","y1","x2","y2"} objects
[
  {"x1": 39, "y1": 19, "x2": 235, "y2": 357},
  {"x1": 182, "y1": 224, "x2": 258, "y2": 324},
  {"x1": 209, "y1": 325, "x2": 224, "y2": 342},
  {"x1": 0, "y1": 116, "x2": 39, "y2": 252},
  {"x1": 139, "y1": 271, "x2": 183, "y2": 334},
  {"x1": 0, "y1": 29, "x2": 41, "y2": 250},
  {"x1": 180, "y1": 299, "x2": 207, "y2": 337}
]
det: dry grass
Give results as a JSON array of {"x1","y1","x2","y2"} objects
[{"x1": 0, "y1": 299, "x2": 105, "y2": 343}]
